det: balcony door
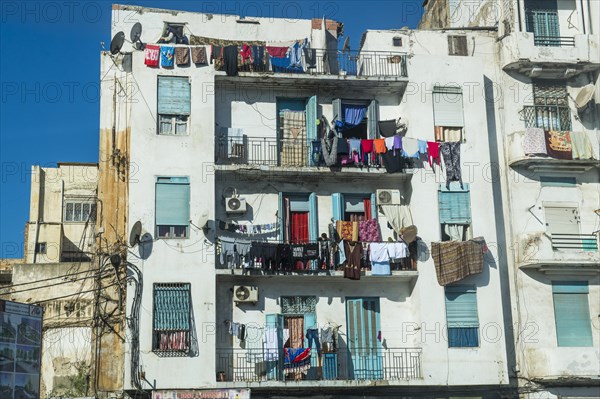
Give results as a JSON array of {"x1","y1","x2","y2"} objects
[
  {"x1": 525, "y1": 0, "x2": 560, "y2": 46},
  {"x1": 346, "y1": 297, "x2": 382, "y2": 380},
  {"x1": 276, "y1": 96, "x2": 317, "y2": 167}
]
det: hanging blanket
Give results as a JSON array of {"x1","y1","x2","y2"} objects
[
  {"x1": 431, "y1": 240, "x2": 483, "y2": 286},
  {"x1": 359, "y1": 219, "x2": 381, "y2": 242},
  {"x1": 144, "y1": 44, "x2": 160, "y2": 67},
  {"x1": 523, "y1": 128, "x2": 547, "y2": 156},
  {"x1": 283, "y1": 348, "x2": 312, "y2": 374},
  {"x1": 336, "y1": 221, "x2": 358, "y2": 242},
  {"x1": 545, "y1": 130, "x2": 572, "y2": 160},
  {"x1": 570, "y1": 131, "x2": 594, "y2": 160}
]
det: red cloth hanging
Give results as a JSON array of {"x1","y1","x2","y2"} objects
[
  {"x1": 290, "y1": 212, "x2": 309, "y2": 243},
  {"x1": 363, "y1": 198, "x2": 372, "y2": 220}
]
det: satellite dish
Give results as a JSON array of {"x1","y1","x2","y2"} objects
[
  {"x1": 342, "y1": 37, "x2": 350, "y2": 52},
  {"x1": 574, "y1": 84, "x2": 595, "y2": 110},
  {"x1": 130, "y1": 23, "x2": 145, "y2": 50},
  {"x1": 129, "y1": 221, "x2": 142, "y2": 247},
  {"x1": 110, "y1": 31, "x2": 125, "y2": 55}
]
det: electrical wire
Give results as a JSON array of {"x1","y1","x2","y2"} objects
[
  {"x1": 31, "y1": 281, "x2": 120, "y2": 305},
  {"x1": 1, "y1": 271, "x2": 112, "y2": 296}
]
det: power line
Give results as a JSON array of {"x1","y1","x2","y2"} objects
[
  {"x1": 1, "y1": 271, "x2": 113, "y2": 296},
  {"x1": 0, "y1": 267, "x2": 97, "y2": 290},
  {"x1": 32, "y1": 282, "x2": 120, "y2": 305}
]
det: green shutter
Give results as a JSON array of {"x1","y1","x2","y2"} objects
[
  {"x1": 156, "y1": 177, "x2": 190, "y2": 226},
  {"x1": 158, "y1": 76, "x2": 191, "y2": 115},
  {"x1": 367, "y1": 100, "x2": 379, "y2": 139},
  {"x1": 370, "y1": 193, "x2": 377, "y2": 219},
  {"x1": 153, "y1": 283, "x2": 191, "y2": 330},
  {"x1": 332, "y1": 99, "x2": 342, "y2": 122},
  {"x1": 309, "y1": 193, "x2": 318, "y2": 241},
  {"x1": 552, "y1": 282, "x2": 593, "y2": 347},
  {"x1": 306, "y1": 96, "x2": 318, "y2": 165},
  {"x1": 332, "y1": 193, "x2": 344, "y2": 221},
  {"x1": 445, "y1": 285, "x2": 479, "y2": 328},
  {"x1": 438, "y1": 183, "x2": 471, "y2": 224}
]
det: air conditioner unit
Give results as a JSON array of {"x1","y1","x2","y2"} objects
[
  {"x1": 233, "y1": 285, "x2": 258, "y2": 304},
  {"x1": 376, "y1": 189, "x2": 401, "y2": 205},
  {"x1": 226, "y1": 197, "x2": 247, "y2": 214}
]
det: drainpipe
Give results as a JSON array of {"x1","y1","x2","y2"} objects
[{"x1": 31, "y1": 167, "x2": 43, "y2": 264}]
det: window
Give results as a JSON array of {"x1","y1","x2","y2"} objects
[
  {"x1": 544, "y1": 204, "x2": 580, "y2": 250},
  {"x1": 158, "y1": 23, "x2": 188, "y2": 44},
  {"x1": 279, "y1": 193, "x2": 317, "y2": 244},
  {"x1": 438, "y1": 183, "x2": 471, "y2": 241},
  {"x1": 392, "y1": 36, "x2": 402, "y2": 47},
  {"x1": 332, "y1": 193, "x2": 377, "y2": 222},
  {"x1": 552, "y1": 282, "x2": 592, "y2": 347},
  {"x1": 64, "y1": 200, "x2": 97, "y2": 222},
  {"x1": 448, "y1": 35, "x2": 468, "y2": 56},
  {"x1": 333, "y1": 99, "x2": 379, "y2": 140},
  {"x1": 276, "y1": 96, "x2": 318, "y2": 166},
  {"x1": 158, "y1": 76, "x2": 191, "y2": 135},
  {"x1": 432, "y1": 86, "x2": 464, "y2": 142},
  {"x1": 35, "y1": 242, "x2": 46, "y2": 254},
  {"x1": 525, "y1": 0, "x2": 561, "y2": 46},
  {"x1": 540, "y1": 176, "x2": 577, "y2": 187},
  {"x1": 523, "y1": 80, "x2": 571, "y2": 131},
  {"x1": 153, "y1": 283, "x2": 192, "y2": 354},
  {"x1": 155, "y1": 177, "x2": 190, "y2": 238},
  {"x1": 445, "y1": 285, "x2": 479, "y2": 347}
]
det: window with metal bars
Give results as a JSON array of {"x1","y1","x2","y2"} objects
[
  {"x1": 64, "y1": 201, "x2": 97, "y2": 222},
  {"x1": 523, "y1": 80, "x2": 571, "y2": 131},
  {"x1": 153, "y1": 283, "x2": 192, "y2": 355}
]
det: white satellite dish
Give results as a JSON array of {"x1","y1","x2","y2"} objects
[{"x1": 574, "y1": 84, "x2": 595, "y2": 111}]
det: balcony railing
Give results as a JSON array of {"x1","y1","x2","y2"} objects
[
  {"x1": 223, "y1": 49, "x2": 408, "y2": 78},
  {"x1": 522, "y1": 105, "x2": 572, "y2": 131},
  {"x1": 533, "y1": 36, "x2": 575, "y2": 47},
  {"x1": 551, "y1": 234, "x2": 599, "y2": 251},
  {"x1": 215, "y1": 347, "x2": 422, "y2": 382}
]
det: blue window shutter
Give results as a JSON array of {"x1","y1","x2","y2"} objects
[
  {"x1": 306, "y1": 96, "x2": 318, "y2": 165},
  {"x1": 367, "y1": 100, "x2": 379, "y2": 139},
  {"x1": 552, "y1": 282, "x2": 592, "y2": 347},
  {"x1": 156, "y1": 178, "x2": 190, "y2": 226},
  {"x1": 158, "y1": 76, "x2": 191, "y2": 115},
  {"x1": 332, "y1": 99, "x2": 342, "y2": 123},
  {"x1": 278, "y1": 192, "x2": 284, "y2": 242},
  {"x1": 332, "y1": 193, "x2": 344, "y2": 221},
  {"x1": 438, "y1": 183, "x2": 471, "y2": 224},
  {"x1": 445, "y1": 285, "x2": 479, "y2": 328},
  {"x1": 370, "y1": 193, "x2": 377, "y2": 219},
  {"x1": 309, "y1": 193, "x2": 318, "y2": 241},
  {"x1": 153, "y1": 284, "x2": 191, "y2": 330}
]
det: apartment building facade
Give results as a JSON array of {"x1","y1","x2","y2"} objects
[
  {"x1": 420, "y1": 1, "x2": 600, "y2": 399},
  {"x1": 100, "y1": 4, "x2": 520, "y2": 398}
]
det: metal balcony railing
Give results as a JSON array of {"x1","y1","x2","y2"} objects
[
  {"x1": 228, "y1": 49, "x2": 408, "y2": 78},
  {"x1": 533, "y1": 36, "x2": 575, "y2": 47},
  {"x1": 215, "y1": 347, "x2": 422, "y2": 382},
  {"x1": 522, "y1": 105, "x2": 572, "y2": 131},
  {"x1": 551, "y1": 234, "x2": 599, "y2": 251}
]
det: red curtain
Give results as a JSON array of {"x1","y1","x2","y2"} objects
[
  {"x1": 290, "y1": 212, "x2": 309, "y2": 243},
  {"x1": 363, "y1": 198, "x2": 372, "y2": 220}
]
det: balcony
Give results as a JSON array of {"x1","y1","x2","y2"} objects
[
  {"x1": 501, "y1": 32, "x2": 600, "y2": 78},
  {"x1": 215, "y1": 136, "x2": 415, "y2": 179},
  {"x1": 516, "y1": 232, "x2": 599, "y2": 274},
  {"x1": 215, "y1": 347, "x2": 422, "y2": 385},
  {"x1": 215, "y1": 49, "x2": 409, "y2": 94},
  {"x1": 506, "y1": 129, "x2": 598, "y2": 172}
]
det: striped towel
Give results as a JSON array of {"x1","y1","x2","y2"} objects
[
  {"x1": 431, "y1": 240, "x2": 483, "y2": 286},
  {"x1": 570, "y1": 131, "x2": 594, "y2": 160}
]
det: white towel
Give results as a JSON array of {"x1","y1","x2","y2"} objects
[
  {"x1": 245, "y1": 326, "x2": 263, "y2": 363},
  {"x1": 402, "y1": 137, "x2": 419, "y2": 157},
  {"x1": 369, "y1": 243, "x2": 390, "y2": 262},
  {"x1": 264, "y1": 326, "x2": 279, "y2": 361},
  {"x1": 389, "y1": 242, "x2": 408, "y2": 259},
  {"x1": 385, "y1": 136, "x2": 395, "y2": 151}
]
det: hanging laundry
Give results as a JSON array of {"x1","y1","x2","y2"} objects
[
  {"x1": 545, "y1": 130, "x2": 573, "y2": 160},
  {"x1": 381, "y1": 150, "x2": 404, "y2": 173},
  {"x1": 160, "y1": 46, "x2": 175, "y2": 68},
  {"x1": 523, "y1": 128, "x2": 547, "y2": 156},
  {"x1": 175, "y1": 47, "x2": 189, "y2": 65},
  {"x1": 303, "y1": 47, "x2": 317, "y2": 69},
  {"x1": 288, "y1": 41, "x2": 304, "y2": 68},
  {"x1": 369, "y1": 242, "x2": 391, "y2": 276},
  {"x1": 223, "y1": 45, "x2": 239, "y2": 76},
  {"x1": 427, "y1": 141, "x2": 441, "y2": 168},
  {"x1": 283, "y1": 348, "x2": 312, "y2": 375},
  {"x1": 244, "y1": 326, "x2": 263, "y2": 363},
  {"x1": 384, "y1": 136, "x2": 395, "y2": 152},
  {"x1": 311, "y1": 140, "x2": 324, "y2": 166},
  {"x1": 343, "y1": 240, "x2": 362, "y2": 280},
  {"x1": 570, "y1": 131, "x2": 594, "y2": 160},
  {"x1": 402, "y1": 137, "x2": 419, "y2": 158},
  {"x1": 361, "y1": 139, "x2": 375, "y2": 164},
  {"x1": 191, "y1": 46, "x2": 207, "y2": 64},
  {"x1": 440, "y1": 142, "x2": 463, "y2": 189},
  {"x1": 359, "y1": 219, "x2": 381, "y2": 242},
  {"x1": 349, "y1": 139, "x2": 362, "y2": 164},
  {"x1": 321, "y1": 135, "x2": 338, "y2": 166},
  {"x1": 336, "y1": 138, "x2": 349, "y2": 155},
  {"x1": 431, "y1": 240, "x2": 484, "y2": 286},
  {"x1": 266, "y1": 46, "x2": 289, "y2": 58},
  {"x1": 264, "y1": 326, "x2": 279, "y2": 361},
  {"x1": 144, "y1": 44, "x2": 160, "y2": 67},
  {"x1": 373, "y1": 139, "x2": 387, "y2": 154},
  {"x1": 336, "y1": 221, "x2": 358, "y2": 242},
  {"x1": 240, "y1": 44, "x2": 253, "y2": 63},
  {"x1": 251, "y1": 46, "x2": 265, "y2": 70},
  {"x1": 418, "y1": 139, "x2": 428, "y2": 155}
]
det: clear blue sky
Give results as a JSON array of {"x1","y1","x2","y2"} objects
[{"x1": 0, "y1": 1, "x2": 423, "y2": 258}]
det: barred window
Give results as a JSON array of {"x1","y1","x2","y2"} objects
[
  {"x1": 153, "y1": 283, "x2": 192, "y2": 355},
  {"x1": 522, "y1": 80, "x2": 571, "y2": 131},
  {"x1": 64, "y1": 201, "x2": 97, "y2": 222},
  {"x1": 281, "y1": 296, "x2": 317, "y2": 314}
]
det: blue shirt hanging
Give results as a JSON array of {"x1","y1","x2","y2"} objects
[{"x1": 161, "y1": 46, "x2": 175, "y2": 68}]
